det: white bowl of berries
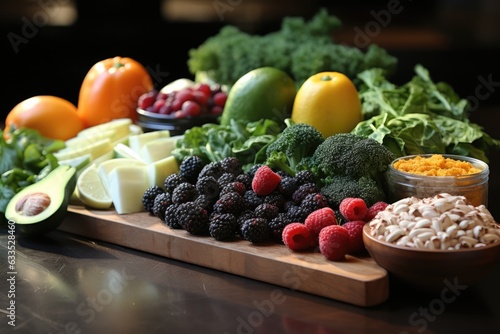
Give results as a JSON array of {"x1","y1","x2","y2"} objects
[{"x1": 136, "y1": 81, "x2": 227, "y2": 135}]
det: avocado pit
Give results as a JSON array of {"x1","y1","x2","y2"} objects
[{"x1": 15, "y1": 192, "x2": 51, "y2": 216}]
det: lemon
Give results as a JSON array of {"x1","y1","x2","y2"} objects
[
  {"x1": 77, "y1": 164, "x2": 113, "y2": 209},
  {"x1": 220, "y1": 67, "x2": 296, "y2": 126},
  {"x1": 291, "y1": 72, "x2": 362, "y2": 138}
]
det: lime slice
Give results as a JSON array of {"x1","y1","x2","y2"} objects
[{"x1": 77, "y1": 164, "x2": 113, "y2": 209}]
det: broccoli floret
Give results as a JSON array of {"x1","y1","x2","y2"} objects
[
  {"x1": 320, "y1": 175, "x2": 386, "y2": 208},
  {"x1": 264, "y1": 121, "x2": 324, "y2": 177},
  {"x1": 310, "y1": 133, "x2": 395, "y2": 191}
]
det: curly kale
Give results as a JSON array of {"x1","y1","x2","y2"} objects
[
  {"x1": 320, "y1": 175, "x2": 386, "y2": 208},
  {"x1": 187, "y1": 8, "x2": 397, "y2": 89},
  {"x1": 264, "y1": 121, "x2": 324, "y2": 177}
]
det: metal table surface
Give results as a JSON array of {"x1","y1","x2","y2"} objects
[{"x1": 0, "y1": 226, "x2": 499, "y2": 334}]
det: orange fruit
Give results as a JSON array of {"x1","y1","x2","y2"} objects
[
  {"x1": 291, "y1": 72, "x2": 362, "y2": 138},
  {"x1": 4, "y1": 95, "x2": 85, "y2": 140}
]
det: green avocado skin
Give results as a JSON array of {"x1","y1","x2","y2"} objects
[{"x1": 5, "y1": 165, "x2": 77, "y2": 235}]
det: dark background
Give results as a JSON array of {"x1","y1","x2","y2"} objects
[{"x1": 1, "y1": 0, "x2": 499, "y2": 214}]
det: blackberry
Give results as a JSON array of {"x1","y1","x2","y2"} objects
[
  {"x1": 286, "y1": 205, "x2": 309, "y2": 223},
  {"x1": 295, "y1": 170, "x2": 316, "y2": 186},
  {"x1": 194, "y1": 194, "x2": 215, "y2": 211},
  {"x1": 164, "y1": 204, "x2": 182, "y2": 229},
  {"x1": 220, "y1": 157, "x2": 243, "y2": 176},
  {"x1": 279, "y1": 176, "x2": 298, "y2": 199},
  {"x1": 172, "y1": 182, "x2": 197, "y2": 204},
  {"x1": 217, "y1": 172, "x2": 235, "y2": 190},
  {"x1": 236, "y1": 209, "x2": 255, "y2": 230},
  {"x1": 220, "y1": 181, "x2": 246, "y2": 197},
  {"x1": 198, "y1": 161, "x2": 225, "y2": 180},
  {"x1": 243, "y1": 190, "x2": 264, "y2": 210},
  {"x1": 254, "y1": 203, "x2": 280, "y2": 221},
  {"x1": 164, "y1": 173, "x2": 187, "y2": 194},
  {"x1": 142, "y1": 185, "x2": 165, "y2": 214},
  {"x1": 176, "y1": 202, "x2": 209, "y2": 235},
  {"x1": 213, "y1": 192, "x2": 246, "y2": 215},
  {"x1": 248, "y1": 164, "x2": 263, "y2": 177},
  {"x1": 153, "y1": 192, "x2": 172, "y2": 221},
  {"x1": 235, "y1": 173, "x2": 252, "y2": 189},
  {"x1": 283, "y1": 200, "x2": 295, "y2": 212},
  {"x1": 300, "y1": 193, "x2": 328, "y2": 216},
  {"x1": 276, "y1": 170, "x2": 291, "y2": 178},
  {"x1": 209, "y1": 213, "x2": 238, "y2": 241},
  {"x1": 268, "y1": 213, "x2": 292, "y2": 242},
  {"x1": 292, "y1": 182, "x2": 319, "y2": 205},
  {"x1": 240, "y1": 218, "x2": 271, "y2": 243},
  {"x1": 263, "y1": 191, "x2": 286, "y2": 211},
  {"x1": 196, "y1": 176, "x2": 220, "y2": 200},
  {"x1": 179, "y1": 156, "x2": 205, "y2": 184}
]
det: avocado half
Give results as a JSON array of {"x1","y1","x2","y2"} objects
[{"x1": 5, "y1": 165, "x2": 77, "y2": 235}]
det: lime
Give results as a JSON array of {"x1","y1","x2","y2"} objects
[
  {"x1": 77, "y1": 164, "x2": 113, "y2": 209},
  {"x1": 220, "y1": 67, "x2": 296, "y2": 127}
]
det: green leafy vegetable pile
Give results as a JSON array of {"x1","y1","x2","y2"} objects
[
  {"x1": 352, "y1": 65, "x2": 500, "y2": 162},
  {"x1": 171, "y1": 119, "x2": 282, "y2": 171},
  {"x1": 187, "y1": 8, "x2": 398, "y2": 89},
  {"x1": 1, "y1": 127, "x2": 65, "y2": 220}
]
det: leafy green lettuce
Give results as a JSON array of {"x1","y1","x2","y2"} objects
[
  {"x1": 352, "y1": 65, "x2": 500, "y2": 162},
  {"x1": 171, "y1": 119, "x2": 282, "y2": 172},
  {"x1": 0, "y1": 127, "x2": 64, "y2": 219}
]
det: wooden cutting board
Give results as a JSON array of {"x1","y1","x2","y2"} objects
[{"x1": 59, "y1": 205, "x2": 389, "y2": 307}]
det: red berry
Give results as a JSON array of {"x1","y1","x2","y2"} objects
[
  {"x1": 213, "y1": 92, "x2": 228, "y2": 107},
  {"x1": 339, "y1": 197, "x2": 368, "y2": 221},
  {"x1": 364, "y1": 201, "x2": 389, "y2": 222},
  {"x1": 210, "y1": 106, "x2": 223, "y2": 115},
  {"x1": 192, "y1": 90, "x2": 210, "y2": 106},
  {"x1": 318, "y1": 225, "x2": 349, "y2": 261},
  {"x1": 282, "y1": 222, "x2": 314, "y2": 251},
  {"x1": 252, "y1": 166, "x2": 281, "y2": 196},
  {"x1": 342, "y1": 220, "x2": 366, "y2": 254},
  {"x1": 175, "y1": 89, "x2": 194, "y2": 105},
  {"x1": 181, "y1": 100, "x2": 200, "y2": 117},
  {"x1": 304, "y1": 207, "x2": 337, "y2": 244},
  {"x1": 138, "y1": 91, "x2": 157, "y2": 110},
  {"x1": 194, "y1": 83, "x2": 212, "y2": 96},
  {"x1": 152, "y1": 99, "x2": 166, "y2": 113}
]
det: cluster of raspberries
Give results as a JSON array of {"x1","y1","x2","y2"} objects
[
  {"x1": 282, "y1": 198, "x2": 388, "y2": 261},
  {"x1": 141, "y1": 156, "x2": 388, "y2": 259}
]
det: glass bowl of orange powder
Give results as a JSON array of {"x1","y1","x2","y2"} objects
[{"x1": 385, "y1": 154, "x2": 489, "y2": 206}]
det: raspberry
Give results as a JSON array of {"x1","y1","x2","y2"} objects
[
  {"x1": 282, "y1": 222, "x2": 314, "y2": 251},
  {"x1": 339, "y1": 197, "x2": 368, "y2": 221},
  {"x1": 364, "y1": 201, "x2": 389, "y2": 222},
  {"x1": 304, "y1": 207, "x2": 337, "y2": 243},
  {"x1": 342, "y1": 220, "x2": 366, "y2": 254},
  {"x1": 318, "y1": 225, "x2": 349, "y2": 261},
  {"x1": 252, "y1": 165, "x2": 281, "y2": 196}
]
